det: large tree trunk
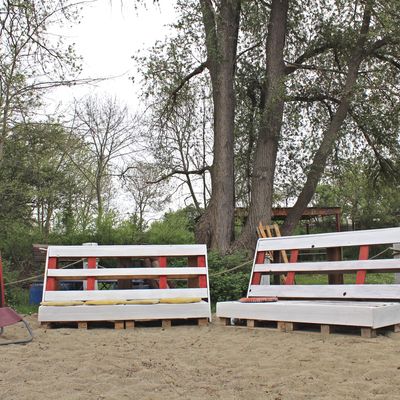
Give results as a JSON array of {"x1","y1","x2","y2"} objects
[
  {"x1": 233, "y1": 0, "x2": 289, "y2": 250},
  {"x1": 282, "y1": 4, "x2": 372, "y2": 236},
  {"x1": 195, "y1": 0, "x2": 241, "y2": 253}
]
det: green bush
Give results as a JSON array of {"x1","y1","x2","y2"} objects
[{"x1": 208, "y1": 251, "x2": 252, "y2": 303}]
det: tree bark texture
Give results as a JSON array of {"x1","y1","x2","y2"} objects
[
  {"x1": 195, "y1": 0, "x2": 241, "y2": 253},
  {"x1": 234, "y1": 0, "x2": 289, "y2": 249},
  {"x1": 282, "y1": 4, "x2": 372, "y2": 235}
]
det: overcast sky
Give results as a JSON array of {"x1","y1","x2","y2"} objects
[
  {"x1": 45, "y1": 1, "x2": 179, "y2": 218},
  {"x1": 47, "y1": 0, "x2": 177, "y2": 112}
]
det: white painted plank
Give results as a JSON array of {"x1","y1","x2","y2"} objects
[
  {"x1": 249, "y1": 284, "x2": 400, "y2": 299},
  {"x1": 47, "y1": 244, "x2": 207, "y2": 258},
  {"x1": 48, "y1": 267, "x2": 207, "y2": 279},
  {"x1": 372, "y1": 303, "x2": 400, "y2": 328},
  {"x1": 256, "y1": 227, "x2": 400, "y2": 252},
  {"x1": 44, "y1": 288, "x2": 208, "y2": 302},
  {"x1": 254, "y1": 259, "x2": 400, "y2": 273},
  {"x1": 39, "y1": 302, "x2": 211, "y2": 322},
  {"x1": 216, "y1": 300, "x2": 400, "y2": 328}
]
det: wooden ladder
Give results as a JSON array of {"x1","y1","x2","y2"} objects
[
  {"x1": 257, "y1": 223, "x2": 299, "y2": 284},
  {"x1": 257, "y1": 222, "x2": 289, "y2": 263}
]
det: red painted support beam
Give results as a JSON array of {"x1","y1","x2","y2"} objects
[
  {"x1": 285, "y1": 249, "x2": 299, "y2": 285},
  {"x1": 86, "y1": 257, "x2": 97, "y2": 290},
  {"x1": 159, "y1": 256, "x2": 168, "y2": 289},
  {"x1": 46, "y1": 257, "x2": 58, "y2": 291},
  {"x1": 251, "y1": 251, "x2": 266, "y2": 285},
  {"x1": 198, "y1": 255, "x2": 207, "y2": 288},
  {"x1": 356, "y1": 245, "x2": 369, "y2": 284}
]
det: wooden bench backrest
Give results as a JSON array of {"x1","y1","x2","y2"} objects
[
  {"x1": 42, "y1": 245, "x2": 210, "y2": 303},
  {"x1": 248, "y1": 227, "x2": 400, "y2": 300}
]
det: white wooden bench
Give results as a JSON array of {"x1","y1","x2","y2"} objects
[
  {"x1": 217, "y1": 227, "x2": 400, "y2": 337},
  {"x1": 38, "y1": 244, "x2": 211, "y2": 328}
]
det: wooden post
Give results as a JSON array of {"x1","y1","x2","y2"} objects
[
  {"x1": 361, "y1": 327, "x2": 376, "y2": 338},
  {"x1": 285, "y1": 250, "x2": 299, "y2": 285},
  {"x1": 277, "y1": 321, "x2": 286, "y2": 332},
  {"x1": 197, "y1": 255, "x2": 207, "y2": 288},
  {"x1": 321, "y1": 325, "x2": 331, "y2": 335},
  {"x1": 125, "y1": 321, "x2": 135, "y2": 329},
  {"x1": 246, "y1": 319, "x2": 255, "y2": 328},
  {"x1": 114, "y1": 321, "x2": 125, "y2": 330},
  {"x1": 188, "y1": 256, "x2": 198, "y2": 288},
  {"x1": 46, "y1": 257, "x2": 58, "y2": 291},
  {"x1": 86, "y1": 257, "x2": 97, "y2": 290},
  {"x1": 356, "y1": 245, "x2": 369, "y2": 284},
  {"x1": 162, "y1": 319, "x2": 171, "y2": 329},
  {"x1": 251, "y1": 251, "x2": 265, "y2": 285},
  {"x1": 285, "y1": 322, "x2": 294, "y2": 331},
  {"x1": 158, "y1": 256, "x2": 168, "y2": 289},
  {"x1": 327, "y1": 247, "x2": 343, "y2": 284}
]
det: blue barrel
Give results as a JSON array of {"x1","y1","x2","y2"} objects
[{"x1": 29, "y1": 283, "x2": 43, "y2": 305}]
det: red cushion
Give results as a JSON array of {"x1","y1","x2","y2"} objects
[{"x1": 0, "y1": 307, "x2": 22, "y2": 328}]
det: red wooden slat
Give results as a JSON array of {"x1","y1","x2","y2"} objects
[
  {"x1": 356, "y1": 245, "x2": 369, "y2": 284},
  {"x1": 198, "y1": 255, "x2": 207, "y2": 288},
  {"x1": 159, "y1": 256, "x2": 168, "y2": 289},
  {"x1": 46, "y1": 257, "x2": 58, "y2": 291},
  {"x1": 252, "y1": 251, "x2": 266, "y2": 285},
  {"x1": 285, "y1": 249, "x2": 299, "y2": 285},
  {"x1": 86, "y1": 257, "x2": 97, "y2": 290}
]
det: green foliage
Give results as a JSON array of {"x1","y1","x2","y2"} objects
[
  {"x1": 314, "y1": 159, "x2": 400, "y2": 229},
  {"x1": 208, "y1": 251, "x2": 252, "y2": 303},
  {"x1": 146, "y1": 208, "x2": 196, "y2": 244}
]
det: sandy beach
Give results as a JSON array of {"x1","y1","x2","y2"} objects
[{"x1": 2, "y1": 315, "x2": 400, "y2": 400}]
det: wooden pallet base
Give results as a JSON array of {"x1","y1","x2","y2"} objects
[
  {"x1": 219, "y1": 318, "x2": 400, "y2": 338},
  {"x1": 41, "y1": 318, "x2": 209, "y2": 330}
]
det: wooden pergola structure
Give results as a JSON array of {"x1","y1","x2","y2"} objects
[
  {"x1": 235, "y1": 207, "x2": 342, "y2": 233},
  {"x1": 272, "y1": 207, "x2": 342, "y2": 232}
]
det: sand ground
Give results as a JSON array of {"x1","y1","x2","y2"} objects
[{"x1": 2, "y1": 315, "x2": 400, "y2": 400}]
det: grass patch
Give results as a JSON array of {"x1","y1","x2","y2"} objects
[{"x1": 294, "y1": 273, "x2": 395, "y2": 285}]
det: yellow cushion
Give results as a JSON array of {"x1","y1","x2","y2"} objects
[
  {"x1": 123, "y1": 299, "x2": 160, "y2": 305},
  {"x1": 159, "y1": 297, "x2": 202, "y2": 304},
  {"x1": 85, "y1": 299, "x2": 160, "y2": 305},
  {"x1": 85, "y1": 300, "x2": 124, "y2": 305},
  {"x1": 41, "y1": 301, "x2": 84, "y2": 306}
]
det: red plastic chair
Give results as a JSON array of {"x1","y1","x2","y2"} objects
[{"x1": 0, "y1": 253, "x2": 33, "y2": 345}]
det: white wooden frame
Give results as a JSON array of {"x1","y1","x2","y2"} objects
[
  {"x1": 39, "y1": 244, "x2": 212, "y2": 323},
  {"x1": 216, "y1": 227, "x2": 400, "y2": 330}
]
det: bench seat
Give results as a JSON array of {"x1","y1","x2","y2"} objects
[
  {"x1": 38, "y1": 244, "x2": 211, "y2": 325},
  {"x1": 217, "y1": 300, "x2": 400, "y2": 329},
  {"x1": 216, "y1": 227, "x2": 400, "y2": 333},
  {"x1": 39, "y1": 301, "x2": 210, "y2": 322}
]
